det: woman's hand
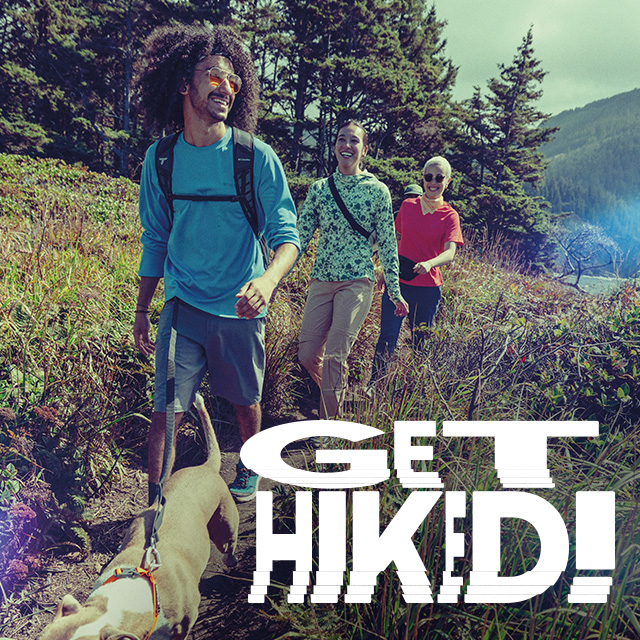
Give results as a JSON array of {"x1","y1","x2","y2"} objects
[
  {"x1": 413, "y1": 260, "x2": 433, "y2": 275},
  {"x1": 395, "y1": 298, "x2": 409, "y2": 317}
]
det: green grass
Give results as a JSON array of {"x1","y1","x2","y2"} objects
[
  {"x1": 0, "y1": 154, "x2": 151, "y2": 597},
  {"x1": 256, "y1": 228, "x2": 640, "y2": 639},
  {"x1": 1, "y1": 152, "x2": 639, "y2": 638}
]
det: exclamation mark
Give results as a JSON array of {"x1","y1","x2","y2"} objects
[{"x1": 568, "y1": 491, "x2": 615, "y2": 603}]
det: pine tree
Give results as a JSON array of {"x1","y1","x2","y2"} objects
[
  {"x1": 0, "y1": 0, "x2": 58, "y2": 153},
  {"x1": 486, "y1": 27, "x2": 556, "y2": 187},
  {"x1": 235, "y1": 0, "x2": 456, "y2": 203},
  {"x1": 454, "y1": 27, "x2": 557, "y2": 262},
  {"x1": 0, "y1": 0, "x2": 205, "y2": 174}
]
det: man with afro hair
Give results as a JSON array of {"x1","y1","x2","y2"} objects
[{"x1": 133, "y1": 23, "x2": 299, "y2": 503}]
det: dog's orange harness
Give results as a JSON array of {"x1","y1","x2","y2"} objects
[{"x1": 102, "y1": 567, "x2": 161, "y2": 639}]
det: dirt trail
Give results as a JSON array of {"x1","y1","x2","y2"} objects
[{"x1": 1, "y1": 408, "x2": 317, "y2": 640}]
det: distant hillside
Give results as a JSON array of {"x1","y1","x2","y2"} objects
[{"x1": 538, "y1": 89, "x2": 640, "y2": 276}]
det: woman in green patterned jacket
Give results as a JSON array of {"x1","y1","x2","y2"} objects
[{"x1": 297, "y1": 120, "x2": 408, "y2": 419}]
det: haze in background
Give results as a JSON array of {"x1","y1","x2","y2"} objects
[{"x1": 434, "y1": 0, "x2": 640, "y2": 116}]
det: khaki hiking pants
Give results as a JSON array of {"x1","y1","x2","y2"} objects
[{"x1": 298, "y1": 278, "x2": 374, "y2": 418}]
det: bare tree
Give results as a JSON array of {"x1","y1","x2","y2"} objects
[{"x1": 550, "y1": 219, "x2": 621, "y2": 290}]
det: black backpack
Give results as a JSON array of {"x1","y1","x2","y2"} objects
[{"x1": 154, "y1": 127, "x2": 269, "y2": 267}]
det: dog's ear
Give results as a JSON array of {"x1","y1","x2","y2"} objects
[
  {"x1": 56, "y1": 594, "x2": 82, "y2": 619},
  {"x1": 100, "y1": 625, "x2": 141, "y2": 640}
]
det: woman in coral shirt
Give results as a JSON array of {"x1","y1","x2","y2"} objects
[{"x1": 370, "y1": 156, "x2": 463, "y2": 384}]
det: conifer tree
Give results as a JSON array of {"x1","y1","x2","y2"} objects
[
  {"x1": 455, "y1": 27, "x2": 557, "y2": 262},
  {"x1": 0, "y1": 0, "x2": 215, "y2": 174},
  {"x1": 0, "y1": 0, "x2": 61, "y2": 153},
  {"x1": 235, "y1": 0, "x2": 456, "y2": 198},
  {"x1": 2, "y1": 0, "x2": 455, "y2": 189},
  {"x1": 486, "y1": 27, "x2": 556, "y2": 187}
]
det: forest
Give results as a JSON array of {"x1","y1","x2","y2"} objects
[
  {"x1": 2, "y1": 0, "x2": 564, "y2": 266},
  {"x1": 539, "y1": 89, "x2": 640, "y2": 277}
]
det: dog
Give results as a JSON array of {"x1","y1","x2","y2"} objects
[{"x1": 39, "y1": 393, "x2": 239, "y2": 640}]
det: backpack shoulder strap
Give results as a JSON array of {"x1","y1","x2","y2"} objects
[
  {"x1": 232, "y1": 128, "x2": 269, "y2": 268},
  {"x1": 153, "y1": 129, "x2": 269, "y2": 267},
  {"x1": 155, "y1": 133, "x2": 180, "y2": 217},
  {"x1": 232, "y1": 127, "x2": 258, "y2": 237}
]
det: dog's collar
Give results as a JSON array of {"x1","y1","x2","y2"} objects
[{"x1": 101, "y1": 567, "x2": 160, "y2": 639}]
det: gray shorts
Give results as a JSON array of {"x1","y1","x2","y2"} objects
[{"x1": 153, "y1": 298, "x2": 266, "y2": 412}]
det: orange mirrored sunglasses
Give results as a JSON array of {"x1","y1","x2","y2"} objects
[{"x1": 197, "y1": 66, "x2": 242, "y2": 94}]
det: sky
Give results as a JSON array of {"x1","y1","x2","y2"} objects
[{"x1": 432, "y1": 0, "x2": 640, "y2": 116}]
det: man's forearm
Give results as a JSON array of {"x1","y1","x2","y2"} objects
[
  {"x1": 262, "y1": 242, "x2": 299, "y2": 287},
  {"x1": 137, "y1": 276, "x2": 161, "y2": 309},
  {"x1": 233, "y1": 243, "x2": 300, "y2": 319}
]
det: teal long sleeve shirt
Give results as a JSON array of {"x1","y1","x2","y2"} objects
[{"x1": 138, "y1": 128, "x2": 300, "y2": 318}]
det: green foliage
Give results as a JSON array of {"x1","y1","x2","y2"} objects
[
  {"x1": 484, "y1": 28, "x2": 556, "y2": 186},
  {"x1": 462, "y1": 170, "x2": 551, "y2": 265},
  {"x1": 237, "y1": 0, "x2": 457, "y2": 177},
  {"x1": 0, "y1": 0, "x2": 571, "y2": 264},
  {"x1": 0, "y1": 153, "x2": 151, "y2": 591},
  {"x1": 0, "y1": 0, "x2": 185, "y2": 174},
  {"x1": 364, "y1": 155, "x2": 422, "y2": 204},
  {"x1": 1, "y1": 5, "x2": 637, "y2": 634},
  {"x1": 260, "y1": 231, "x2": 640, "y2": 639},
  {"x1": 0, "y1": 464, "x2": 20, "y2": 505},
  {"x1": 1, "y1": 153, "x2": 638, "y2": 636}
]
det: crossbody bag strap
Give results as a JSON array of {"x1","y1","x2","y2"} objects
[{"x1": 327, "y1": 174, "x2": 371, "y2": 241}]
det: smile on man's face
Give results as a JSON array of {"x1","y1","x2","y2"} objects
[{"x1": 186, "y1": 55, "x2": 237, "y2": 124}]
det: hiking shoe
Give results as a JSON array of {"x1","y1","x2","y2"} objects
[{"x1": 230, "y1": 461, "x2": 260, "y2": 502}]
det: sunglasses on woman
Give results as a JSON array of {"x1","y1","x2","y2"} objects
[
  {"x1": 423, "y1": 173, "x2": 446, "y2": 183},
  {"x1": 197, "y1": 66, "x2": 242, "y2": 94}
]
